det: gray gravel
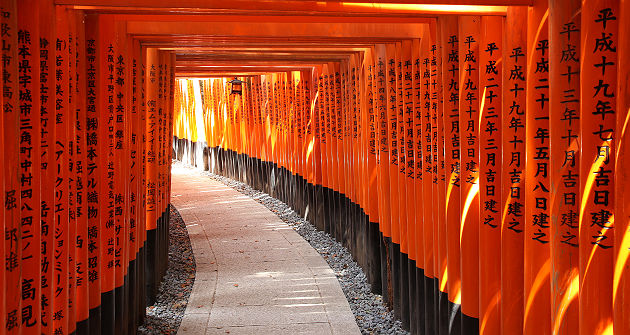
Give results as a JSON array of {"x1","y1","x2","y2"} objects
[
  {"x1": 138, "y1": 205, "x2": 196, "y2": 335},
  {"x1": 199, "y1": 168, "x2": 408, "y2": 335}
]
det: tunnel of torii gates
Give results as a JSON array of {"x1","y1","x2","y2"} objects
[{"x1": 0, "y1": 0, "x2": 629, "y2": 334}]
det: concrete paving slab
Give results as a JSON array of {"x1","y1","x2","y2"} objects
[
  {"x1": 205, "y1": 322, "x2": 333, "y2": 335},
  {"x1": 171, "y1": 166, "x2": 359, "y2": 334}
]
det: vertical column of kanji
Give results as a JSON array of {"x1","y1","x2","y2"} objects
[
  {"x1": 384, "y1": 43, "x2": 398, "y2": 267},
  {"x1": 40, "y1": 2, "x2": 56, "y2": 332},
  {"x1": 458, "y1": 16, "x2": 480, "y2": 332},
  {"x1": 294, "y1": 72, "x2": 300, "y2": 196},
  {"x1": 384, "y1": 43, "x2": 399, "y2": 312},
  {"x1": 98, "y1": 15, "x2": 116, "y2": 333},
  {"x1": 333, "y1": 64, "x2": 342, "y2": 240},
  {"x1": 289, "y1": 73, "x2": 296, "y2": 199},
  {"x1": 280, "y1": 73, "x2": 287, "y2": 193},
  {"x1": 386, "y1": 43, "x2": 399, "y2": 257},
  {"x1": 501, "y1": 7, "x2": 526, "y2": 334},
  {"x1": 524, "y1": 0, "x2": 551, "y2": 333},
  {"x1": 432, "y1": 24, "x2": 448, "y2": 333},
  {"x1": 614, "y1": 2, "x2": 630, "y2": 334},
  {"x1": 162, "y1": 52, "x2": 171, "y2": 278},
  {"x1": 113, "y1": 21, "x2": 129, "y2": 335},
  {"x1": 439, "y1": 16, "x2": 461, "y2": 334},
  {"x1": 83, "y1": 16, "x2": 101, "y2": 331},
  {"x1": 302, "y1": 71, "x2": 312, "y2": 193},
  {"x1": 332, "y1": 64, "x2": 342, "y2": 239},
  {"x1": 247, "y1": 77, "x2": 254, "y2": 179},
  {"x1": 302, "y1": 72, "x2": 310, "y2": 200},
  {"x1": 52, "y1": 5, "x2": 70, "y2": 335},
  {"x1": 262, "y1": 76, "x2": 270, "y2": 172},
  {"x1": 395, "y1": 42, "x2": 406, "y2": 272},
  {"x1": 401, "y1": 40, "x2": 415, "y2": 331},
  {"x1": 548, "y1": 1, "x2": 581, "y2": 333},
  {"x1": 143, "y1": 47, "x2": 158, "y2": 307},
  {"x1": 580, "y1": 2, "x2": 618, "y2": 334},
  {"x1": 410, "y1": 36, "x2": 425, "y2": 335},
  {"x1": 252, "y1": 77, "x2": 258, "y2": 170},
  {"x1": 157, "y1": 52, "x2": 167, "y2": 280},
  {"x1": 478, "y1": 15, "x2": 502, "y2": 335},
  {"x1": 311, "y1": 68, "x2": 324, "y2": 231},
  {"x1": 138, "y1": 48, "x2": 147, "y2": 318},
  {"x1": 155, "y1": 54, "x2": 164, "y2": 283},
  {"x1": 362, "y1": 49, "x2": 376, "y2": 285},
  {"x1": 73, "y1": 9, "x2": 89, "y2": 331},
  {"x1": 419, "y1": 31, "x2": 436, "y2": 334},
  {"x1": 1, "y1": 0, "x2": 20, "y2": 331},
  {"x1": 364, "y1": 47, "x2": 380, "y2": 256},
  {"x1": 127, "y1": 37, "x2": 140, "y2": 334},
  {"x1": 341, "y1": 62, "x2": 350, "y2": 246},
  {"x1": 295, "y1": 71, "x2": 302, "y2": 201},
  {"x1": 67, "y1": 12, "x2": 80, "y2": 333},
  {"x1": 302, "y1": 72, "x2": 309, "y2": 210},
  {"x1": 17, "y1": 0, "x2": 41, "y2": 332},
  {"x1": 321, "y1": 67, "x2": 332, "y2": 234},
  {"x1": 430, "y1": 24, "x2": 444, "y2": 330},
  {"x1": 374, "y1": 44, "x2": 391, "y2": 304},
  {"x1": 167, "y1": 54, "x2": 175, "y2": 210},
  {"x1": 354, "y1": 56, "x2": 361, "y2": 252},
  {"x1": 340, "y1": 62, "x2": 350, "y2": 246}
]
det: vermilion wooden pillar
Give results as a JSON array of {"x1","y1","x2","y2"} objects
[
  {"x1": 375, "y1": 43, "x2": 391, "y2": 241},
  {"x1": 387, "y1": 43, "x2": 400, "y2": 253},
  {"x1": 458, "y1": 15, "x2": 480, "y2": 333},
  {"x1": 432, "y1": 23, "x2": 448, "y2": 335},
  {"x1": 580, "y1": 1, "x2": 618, "y2": 334},
  {"x1": 501, "y1": 6, "x2": 526, "y2": 335},
  {"x1": 524, "y1": 0, "x2": 551, "y2": 333},
  {"x1": 54, "y1": 6, "x2": 71, "y2": 335},
  {"x1": 615, "y1": 2, "x2": 630, "y2": 335},
  {"x1": 84, "y1": 13, "x2": 102, "y2": 334},
  {"x1": 549, "y1": 0, "x2": 581, "y2": 334},
  {"x1": 411, "y1": 36, "x2": 426, "y2": 335},
  {"x1": 18, "y1": 0, "x2": 42, "y2": 333},
  {"x1": 478, "y1": 15, "x2": 502, "y2": 335},
  {"x1": 2, "y1": 0, "x2": 20, "y2": 332},
  {"x1": 73, "y1": 9, "x2": 90, "y2": 332},
  {"x1": 374, "y1": 43, "x2": 392, "y2": 305},
  {"x1": 419, "y1": 30, "x2": 436, "y2": 334},
  {"x1": 439, "y1": 15, "x2": 462, "y2": 335}
]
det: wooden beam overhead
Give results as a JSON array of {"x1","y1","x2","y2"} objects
[
  {"x1": 58, "y1": 0, "x2": 517, "y2": 15},
  {"x1": 126, "y1": 21, "x2": 428, "y2": 39}
]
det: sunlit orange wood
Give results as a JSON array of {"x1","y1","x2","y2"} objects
[
  {"x1": 548, "y1": 0, "x2": 581, "y2": 334},
  {"x1": 439, "y1": 15, "x2": 462, "y2": 315},
  {"x1": 478, "y1": 15, "x2": 502, "y2": 335},
  {"x1": 579, "y1": 1, "x2": 618, "y2": 334},
  {"x1": 614, "y1": 2, "x2": 630, "y2": 335},
  {"x1": 500, "y1": 6, "x2": 526, "y2": 335},
  {"x1": 524, "y1": 0, "x2": 551, "y2": 333},
  {"x1": 458, "y1": 15, "x2": 481, "y2": 327}
]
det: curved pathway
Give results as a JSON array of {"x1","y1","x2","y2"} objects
[{"x1": 171, "y1": 165, "x2": 360, "y2": 335}]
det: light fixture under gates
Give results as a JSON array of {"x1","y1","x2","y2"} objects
[{"x1": 228, "y1": 77, "x2": 243, "y2": 95}]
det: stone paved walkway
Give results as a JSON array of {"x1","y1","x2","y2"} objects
[{"x1": 171, "y1": 166, "x2": 360, "y2": 335}]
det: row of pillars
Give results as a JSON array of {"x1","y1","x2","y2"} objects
[
  {"x1": 0, "y1": 1, "x2": 177, "y2": 334},
  {"x1": 173, "y1": 1, "x2": 630, "y2": 334}
]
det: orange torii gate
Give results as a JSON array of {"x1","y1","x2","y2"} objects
[{"x1": 0, "y1": 1, "x2": 629, "y2": 335}]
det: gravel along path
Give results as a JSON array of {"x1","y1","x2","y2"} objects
[
  {"x1": 138, "y1": 205, "x2": 196, "y2": 335},
  {"x1": 199, "y1": 169, "x2": 409, "y2": 335}
]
